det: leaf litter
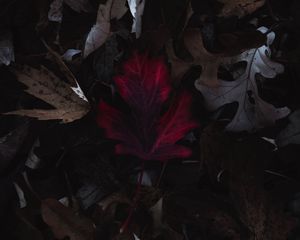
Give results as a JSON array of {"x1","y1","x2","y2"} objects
[{"x1": 1, "y1": 0, "x2": 300, "y2": 239}]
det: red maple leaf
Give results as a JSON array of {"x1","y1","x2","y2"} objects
[{"x1": 97, "y1": 53, "x2": 198, "y2": 161}]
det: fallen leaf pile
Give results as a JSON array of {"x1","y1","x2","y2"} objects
[{"x1": 1, "y1": 0, "x2": 300, "y2": 239}]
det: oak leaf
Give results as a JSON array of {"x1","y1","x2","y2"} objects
[
  {"x1": 197, "y1": 27, "x2": 290, "y2": 132},
  {"x1": 167, "y1": 28, "x2": 266, "y2": 86}
]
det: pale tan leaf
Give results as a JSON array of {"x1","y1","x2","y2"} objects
[
  {"x1": 218, "y1": 0, "x2": 266, "y2": 18},
  {"x1": 83, "y1": 0, "x2": 113, "y2": 58},
  {"x1": 41, "y1": 198, "x2": 95, "y2": 240},
  {"x1": 83, "y1": 0, "x2": 127, "y2": 58},
  {"x1": 4, "y1": 66, "x2": 90, "y2": 123}
]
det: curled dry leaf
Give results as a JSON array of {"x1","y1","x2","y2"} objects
[
  {"x1": 127, "y1": 0, "x2": 146, "y2": 38},
  {"x1": 218, "y1": 0, "x2": 266, "y2": 18},
  {"x1": 41, "y1": 198, "x2": 95, "y2": 240},
  {"x1": 4, "y1": 66, "x2": 90, "y2": 123},
  {"x1": 197, "y1": 27, "x2": 290, "y2": 132},
  {"x1": 84, "y1": 0, "x2": 128, "y2": 58}
]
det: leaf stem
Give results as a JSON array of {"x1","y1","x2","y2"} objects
[{"x1": 120, "y1": 160, "x2": 145, "y2": 233}]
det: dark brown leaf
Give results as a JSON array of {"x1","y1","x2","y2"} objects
[{"x1": 41, "y1": 198, "x2": 95, "y2": 240}]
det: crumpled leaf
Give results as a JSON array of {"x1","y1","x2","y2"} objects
[
  {"x1": 48, "y1": 0, "x2": 63, "y2": 22},
  {"x1": 98, "y1": 53, "x2": 198, "y2": 161},
  {"x1": 127, "y1": 0, "x2": 146, "y2": 38},
  {"x1": 218, "y1": 0, "x2": 266, "y2": 18},
  {"x1": 48, "y1": 0, "x2": 92, "y2": 23},
  {"x1": 276, "y1": 109, "x2": 300, "y2": 147},
  {"x1": 84, "y1": 0, "x2": 128, "y2": 58},
  {"x1": 62, "y1": 49, "x2": 82, "y2": 62},
  {"x1": 197, "y1": 27, "x2": 290, "y2": 132},
  {"x1": 4, "y1": 66, "x2": 90, "y2": 123},
  {"x1": 167, "y1": 28, "x2": 266, "y2": 86},
  {"x1": 41, "y1": 198, "x2": 95, "y2": 240},
  {"x1": 0, "y1": 32, "x2": 15, "y2": 66}
]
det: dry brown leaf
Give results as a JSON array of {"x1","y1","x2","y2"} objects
[
  {"x1": 218, "y1": 0, "x2": 266, "y2": 18},
  {"x1": 167, "y1": 28, "x2": 265, "y2": 86},
  {"x1": 4, "y1": 65, "x2": 90, "y2": 123},
  {"x1": 84, "y1": 0, "x2": 128, "y2": 58},
  {"x1": 167, "y1": 29, "x2": 223, "y2": 87},
  {"x1": 228, "y1": 138, "x2": 267, "y2": 239},
  {"x1": 41, "y1": 198, "x2": 95, "y2": 240},
  {"x1": 227, "y1": 137, "x2": 296, "y2": 240},
  {"x1": 200, "y1": 129, "x2": 296, "y2": 239}
]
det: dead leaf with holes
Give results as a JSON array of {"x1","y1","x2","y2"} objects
[
  {"x1": 197, "y1": 27, "x2": 290, "y2": 132},
  {"x1": 41, "y1": 198, "x2": 95, "y2": 240},
  {"x1": 218, "y1": 0, "x2": 266, "y2": 18},
  {"x1": 3, "y1": 65, "x2": 90, "y2": 123},
  {"x1": 167, "y1": 28, "x2": 266, "y2": 86},
  {"x1": 167, "y1": 29, "x2": 222, "y2": 87}
]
